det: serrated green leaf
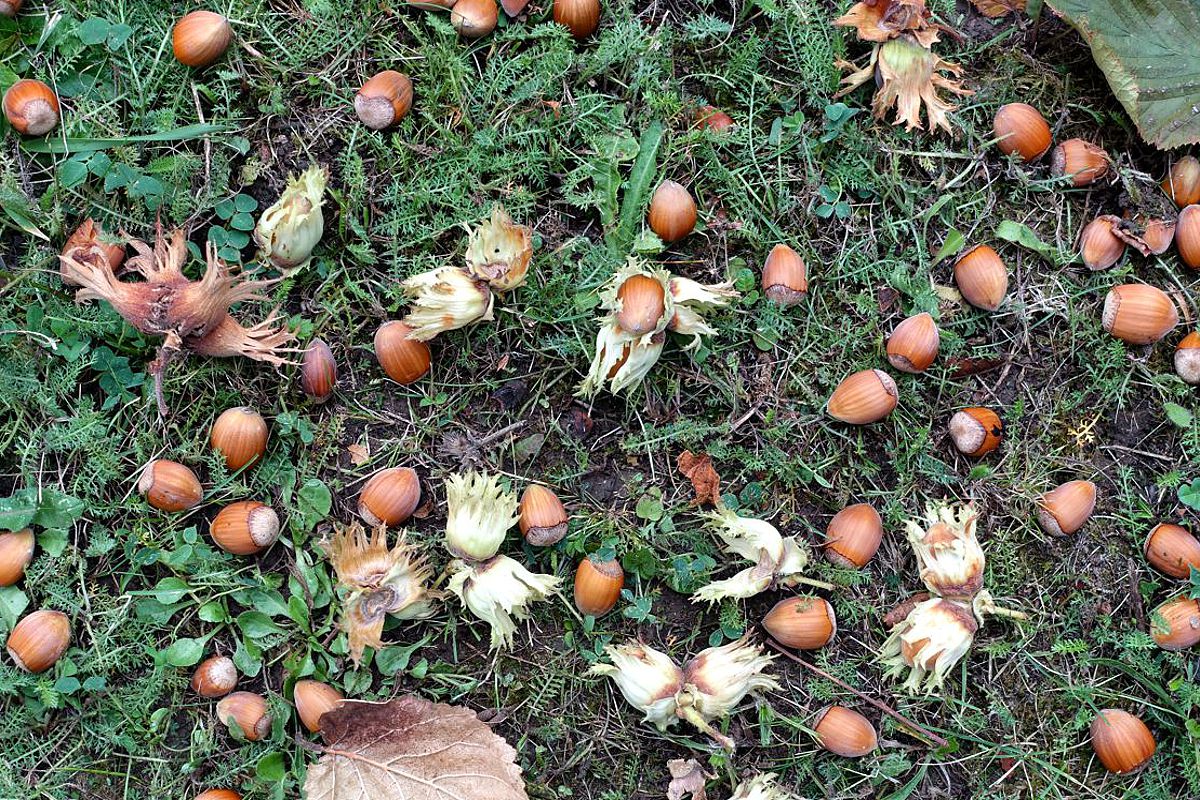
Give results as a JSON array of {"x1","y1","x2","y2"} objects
[{"x1": 1164, "y1": 401, "x2": 1193, "y2": 428}]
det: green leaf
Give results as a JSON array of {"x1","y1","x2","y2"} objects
[
  {"x1": 237, "y1": 610, "x2": 285, "y2": 639},
  {"x1": 1178, "y1": 478, "x2": 1200, "y2": 510},
  {"x1": 0, "y1": 489, "x2": 38, "y2": 532},
  {"x1": 77, "y1": 17, "x2": 111, "y2": 46},
  {"x1": 293, "y1": 478, "x2": 331, "y2": 533},
  {"x1": 931, "y1": 228, "x2": 964, "y2": 265},
  {"x1": 19, "y1": 124, "x2": 234, "y2": 154},
  {"x1": 58, "y1": 159, "x2": 89, "y2": 188},
  {"x1": 1164, "y1": 401, "x2": 1194, "y2": 428},
  {"x1": 152, "y1": 577, "x2": 191, "y2": 604},
  {"x1": 1047, "y1": 0, "x2": 1200, "y2": 148},
  {"x1": 257, "y1": 752, "x2": 286, "y2": 782},
  {"x1": 610, "y1": 120, "x2": 665, "y2": 254},
  {"x1": 160, "y1": 637, "x2": 206, "y2": 667},
  {"x1": 0, "y1": 586, "x2": 29, "y2": 630},
  {"x1": 994, "y1": 220, "x2": 1059, "y2": 262},
  {"x1": 374, "y1": 636, "x2": 430, "y2": 675},
  {"x1": 37, "y1": 529, "x2": 68, "y2": 557}
]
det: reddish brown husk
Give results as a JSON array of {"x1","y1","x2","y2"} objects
[{"x1": 59, "y1": 224, "x2": 297, "y2": 414}]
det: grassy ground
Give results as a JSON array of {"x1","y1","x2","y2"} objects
[{"x1": 1, "y1": 0, "x2": 1198, "y2": 798}]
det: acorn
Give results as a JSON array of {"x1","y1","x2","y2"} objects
[
  {"x1": 812, "y1": 705, "x2": 878, "y2": 757},
  {"x1": 519, "y1": 485, "x2": 569, "y2": 546},
  {"x1": 616, "y1": 274, "x2": 666, "y2": 335},
  {"x1": 886, "y1": 312, "x2": 939, "y2": 373},
  {"x1": 1079, "y1": 215, "x2": 1126, "y2": 271},
  {"x1": 195, "y1": 791, "x2": 242, "y2": 800},
  {"x1": 648, "y1": 180, "x2": 697, "y2": 243},
  {"x1": 0, "y1": 529, "x2": 34, "y2": 587},
  {"x1": 210, "y1": 407, "x2": 268, "y2": 471},
  {"x1": 1138, "y1": 218, "x2": 1176, "y2": 255},
  {"x1": 354, "y1": 71, "x2": 413, "y2": 131},
  {"x1": 7, "y1": 609, "x2": 70, "y2": 673},
  {"x1": 1162, "y1": 156, "x2": 1200, "y2": 207},
  {"x1": 138, "y1": 460, "x2": 203, "y2": 512},
  {"x1": 294, "y1": 679, "x2": 343, "y2": 733},
  {"x1": 949, "y1": 407, "x2": 1003, "y2": 457},
  {"x1": 1175, "y1": 331, "x2": 1200, "y2": 384},
  {"x1": 358, "y1": 467, "x2": 421, "y2": 527},
  {"x1": 761, "y1": 244, "x2": 808, "y2": 306},
  {"x1": 3, "y1": 79, "x2": 60, "y2": 136},
  {"x1": 695, "y1": 105, "x2": 734, "y2": 132},
  {"x1": 0, "y1": 0, "x2": 21, "y2": 16},
  {"x1": 1050, "y1": 139, "x2": 1111, "y2": 187},
  {"x1": 823, "y1": 504, "x2": 883, "y2": 569},
  {"x1": 1101, "y1": 284, "x2": 1179, "y2": 345},
  {"x1": 1150, "y1": 596, "x2": 1200, "y2": 650},
  {"x1": 762, "y1": 596, "x2": 836, "y2": 650},
  {"x1": 216, "y1": 691, "x2": 272, "y2": 741},
  {"x1": 954, "y1": 245, "x2": 1008, "y2": 311},
  {"x1": 301, "y1": 338, "x2": 337, "y2": 402},
  {"x1": 1035, "y1": 480, "x2": 1097, "y2": 537},
  {"x1": 451, "y1": 0, "x2": 499, "y2": 37},
  {"x1": 210, "y1": 501, "x2": 281, "y2": 555},
  {"x1": 191, "y1": 655, "x2": 238, "y2": 698},
  {"x1": 375, "y1": 321, "x2": 432, "y2": 384},
  {"x1": 172, "y1": 11, "x2": 232, "y2": 68},
  {"x1": 827, "y1": 369, "x2": 898, "y2": 425},
  {"x1": 992, "y1": 103, "x2": 1051, "y2": 163},
  {"x1": 1143, "y1": 523, "x2": 1200, "y2": 579},
  {"x1": 1176, "y1": 204, "x2": 1200, "y2": 269},
  {"x1": 553, "y1": 0, "x2": 600, "y2": 38},
  {"x1": 574, "y1": 556, "x2": 624, "y2": 616},
  {"x1": 63, "y1": 218, "x2": 126, "y2": 279},
  {"x1": 1090, "y1": 709, "x2": 1155, "y2": 774}
]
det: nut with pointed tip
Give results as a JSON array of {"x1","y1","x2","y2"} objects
[
  {"x1": 191, "y1": 655, "x2": 238, "y2": 698},
  {"x1": 1176, "y1": 331, "x2": 1200, "y2": 384},
  {"x1": 0, "y1": 529, "x2": 34, "y2": 587},
  {"x1": 1079, "y1": 215, "x2": 1126, "y2": 271},
  {"x1": 954, "y1": 245, "x2": 1008, "y2": 311},
  {"x1": 1143, "y1": 523, "x2": 1200, "y2": 579},
  {"x1": 762, "y1": 596, "x2": 836, "y2": 650},
  {"x1": 354, "y1": 71, "x2": 412, "y2": 131},
  {"x1": 1162, "y1": 156, "x2": 1200, "y2": 207},
  {"x1": 648, "y1": 180, "x2": 697, "y2": 243},
  {"x1": 1101, "y1": 284, "x2": 1179, "y2": 345},
  {"x1": 1050, "y1": 139, "x2": 1111, "y2": 187},
  {"x1": 948, "y1": 407, "x2": 1003, "y2": 457},
  {"x1": 812, "y1": 705, "x2": 878, "y2": 757},
  {"x1": 358, "y1": 467, "x2": 421, "y2": 527},
  {"x1": 615, "y1": 274, "x2": 666, "y2": 335},
  {"x1": 1176, "y1": 204, "x2": 1200, "y2": 269},
  {"x1": 827, "y1": 369, "x2": 897, "y2": 425},
  {"x1": 574, "y1": 556, "x2": 623, "y2": 616},
  {"x1": 451, "y1": 0, "x2": 499, "y2": 37},
  {"x1": 1090, "y1": 709, "x2": 1155, "y2": 773},
  {"x1": 210, "y1": 500, "x2": 281, "y2": 555},
  {"x1": 374, "y1": 321, "x2": 432, "y2": 384},
  {"x1": 519, "y1": 485, "x2": 569, "y2": 546},
  {"x1": 210, "y1": 407, "x2": 268, "y2": 471},
  {"x1": 992, "y1": 103, "x2": 1051, "y2": 162},
  {"x1": 7, "y1": 609, "x2": 69, "y2": 672},
  {"x1": 886, "y1": 312, "x2": 939, "y2": 373},
  {"x1": 293, "y1": 679, "x2": 343, "y2": 733},
  {"x1": 195, "y1": 791, "x2": 242, "y2": 800},
  {"x1": 216, "y1": 691, "x2": 272, "y2": 741},
  {"x1": 1150, "y1": 596, "x2": 1200, "y2": 650},
  {"x1": 553, "y1": 0, "x2": 600, "y2": 38},
  {"x1": 695, "y1": 105, "x2": 734, "y2": 132},
  {"x1": 824, "y1": 504, "x2": 882, "y2": 568},
  {"x1": 1035, "y1": 480, "x2": 1097, "y2": 536},
  {"x1": 3, "y1": 79, "x2": 60, "y2": 136},
  {"x1": 761, "y1": 244, "x2": 807, "y2": 306},
  {"x1": 301, "y1": 338, "x2": 337, "y2": 402},
  {"x1": 1138, "y1": 218, "x2": 1176, "y2": 255},
  {"x1": 138, "y1": 460, "x2": 203, "y2": 512},
  {"x1": 172, "y1": 11, "x2": 232, "y2": 68}
]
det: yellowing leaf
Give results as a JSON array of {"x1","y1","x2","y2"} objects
[
  {"x1": 304, "y1": 696, "x2": 527, "y2": 800},
  {"x1": 971, "y1": 0, "x2": 1025, "y2": 17}
]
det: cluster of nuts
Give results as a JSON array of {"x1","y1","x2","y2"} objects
[{"x1": 0, "y1": 527, "x2": 69, "y2": 675}]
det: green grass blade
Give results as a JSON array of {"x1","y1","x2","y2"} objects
[{"x1": 18, "y1": 123, "x2": 234, "y2": 154}]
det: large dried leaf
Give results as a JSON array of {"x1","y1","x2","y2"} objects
[
  {"x1": 676, "y1": 451, "x2": 722, "y2": 507},
  {"x1": 304, "y1": 696, "x2": 527, "y2": 800},
  {"x1": 1048, "y1": 0, "x2": 1200, "y2": 149},
  {"x1": 667, "y1": 758, "x2": 712, "y2": 800}
]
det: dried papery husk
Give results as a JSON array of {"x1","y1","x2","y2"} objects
[
  {"x1": 400, "y1": 266, "x2": 494, "y2": 341},
  {"x1": 463, "y1": 205, "x2": 533, "y2": 291},
  {"x1": 60, "y1": 225, "x2": 297, "y2": 413},
  {"x1": 61, "y1": 218, "x2": 125, "y2": 286},
  {"x1": 1112, "y1": 216, "x2": 1176, "y2": 256},
  {"x1": 833, "y1": 0, "x2": 941, "y2": 47}
]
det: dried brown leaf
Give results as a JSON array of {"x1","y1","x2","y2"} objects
[
  {"x1": 677, "y1": 451, "x2": 722, "y2": 507},
  {"x1": 971, "y1": 0, "x2": 1025, "y2": 16},
  {"x1": 304, "y1": 696, "x2": 527, "y2": 800},
  {"x1": 667, "y1": 758, "x2": 712, "y2": 800}
]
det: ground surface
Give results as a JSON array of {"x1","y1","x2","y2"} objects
[{"x1": 0, "y1": 1, "x2": 1198, "y2": 798}]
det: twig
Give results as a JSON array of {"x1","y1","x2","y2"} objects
[{"x1": 765, "y1": 638, "x2": 949, "y2": 748}]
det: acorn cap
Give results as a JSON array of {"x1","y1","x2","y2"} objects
[
  {"x1": 827, "y1": 369, "x2": 898, "y2": 425},
  {"x1": 762, "y1": 596, "x2": 836, "y2": 650},
  {"x1": 1035, "y1": 480, "x2": 1097, "y2": 537},
  {"x1": 812, "y1": 705, "x2": 878, "y2": 757}
]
